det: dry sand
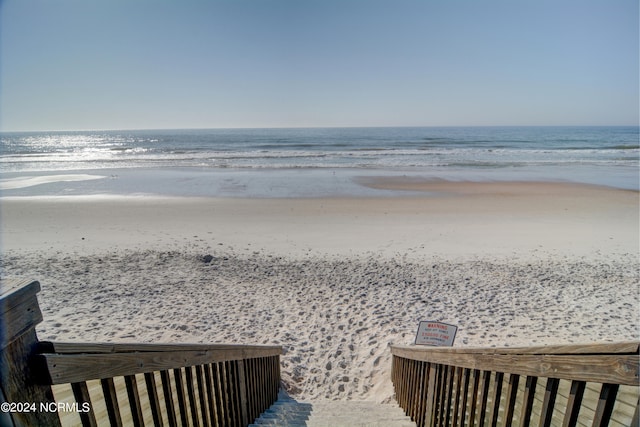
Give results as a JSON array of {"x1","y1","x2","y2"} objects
[{"x1": 1, "y1": 180, "x2": 638, "y2": 402}]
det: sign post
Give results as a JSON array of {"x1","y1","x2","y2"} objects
[{"x1": 415, "y1": 321, "x2": 458, "y2": 346}]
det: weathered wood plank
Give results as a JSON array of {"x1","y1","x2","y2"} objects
[
  {"x1": 39, "y1": 341, "x2": 282, "y2": 356},
  {"x1": 0, "y1": 279, "x2": 40, "y2": 313},
  {"x1": 391, "y1": 342, "x2": 640, "y2": 356},
  {"x1": 38, "y1": 348, "x2": 281, "y2": 384},
  {"x1": 1, "y1": 296, "x2": 43, "y2": 351},
  {"x1": 389, "y1": 349, "x2": 639, "y2": 385}
]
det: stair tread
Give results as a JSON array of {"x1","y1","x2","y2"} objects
[{"x1": 252, "y1": 398, "x2": 415, "y2": 427}]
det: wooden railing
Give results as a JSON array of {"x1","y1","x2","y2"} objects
[
  {"x1": 1, "y1": 279, "x2": 282, "y2": 426},
  {"x1": 391, "y1": 343, "x2": 639, "y2": 427}
]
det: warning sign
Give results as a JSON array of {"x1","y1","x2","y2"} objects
[{"x1": 415, "y1": 321, "x2": 458, "y2": 346}]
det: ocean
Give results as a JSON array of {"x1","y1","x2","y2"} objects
[{"x1": 1, "y1": 126, "x2": 638, "y2": 197}]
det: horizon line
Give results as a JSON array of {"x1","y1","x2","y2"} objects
[{"x1": 2, "y1": 124, "x2": 639, "y2": 133}]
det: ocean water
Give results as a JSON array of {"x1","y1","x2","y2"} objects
[{"x1": 1, "y1": 127, "x2": 638, "y2": 197}]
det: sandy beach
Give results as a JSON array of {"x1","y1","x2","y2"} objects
[{"x1": 1, "y1": 180, "x2": 638, "y2": 402}]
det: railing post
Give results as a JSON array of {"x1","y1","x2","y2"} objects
[
  {"x1": 0, "y1": 279, "x2": 61, "y2": 427},
  {"x1": 237, "y1": 359, "x2": 249, "y2": 426}
]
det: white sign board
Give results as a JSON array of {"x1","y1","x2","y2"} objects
[{"x1": 415, "y1": 321, "x2": 458, "y2": 346}]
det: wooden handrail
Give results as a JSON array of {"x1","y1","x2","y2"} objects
[
  {"x1": 391, "y1": 343, "x2": 640, "y2": 427},
  {"x1": 35, "y1": 342, "x2": 282, "y2": 384},
  {"x1": 1, "y1": 279, "x2": 283, "y2": 426},
  {"x1": 392, "y1": 343, "x2": 639, "y2": 385}
]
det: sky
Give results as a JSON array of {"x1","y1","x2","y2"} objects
[{"x1": 1, "y1": 0, "x2": 638, "y2": 131}]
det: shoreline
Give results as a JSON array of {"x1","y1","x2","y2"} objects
[{"x1": 2, "y1": 180, "x2": 637, "y2": 260}]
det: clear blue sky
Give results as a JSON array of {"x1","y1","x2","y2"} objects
[{"x1": 1, "y1": 0, "x2": 638, "y2": 131}]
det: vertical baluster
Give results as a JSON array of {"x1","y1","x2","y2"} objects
[
  {"x1": 392, "y1": 355, "x2": 397, "y2": 392},
  {"x1": 630, "y1": 396, "x2": 639, "y2": 427},
  {"x1": 237, "y1": 360, "x2": 249, "y2": 426},
  {"x1": 409, "y1": 359, "x2": 417, "y2": 421},
  {"x1": 519, "y1": 376, "x2": 538, "y2": 427},
  {"x1": 144, "y1": 372, "x2": 164, "y2": 427},
  {"x1": 124, "y1": 375, "x2": 144, "y2": 427},
  {"x1": 417, "y1": 361, "x2": 429, "y2": 427},
  {"x1": 504, "y1": 374, "x2": 520, "y2": 427},
  {"x1": 195, "y1": 365, "x2": 210, "y2": 427},
  {"x1": 436, "y1": 364, "x2": 446, "y2": 426},
  {"x1": 244, "y1": 359, "x2": 254, "y2": 421},
  {"x1": 260, "y1": 357, "x2": 266, "y2": 411},
  {"x1": 477, "y1": 370, "x2": 492, "y2": 426},
  {"x1": 212, "y1": 362, "x2": 228, "y2": 427},
  {"x1": 424, "y1": 363, "x2": 437, "y2": 427},
  {"x1": 489, "y1": 372, "x2": 504, "y2": 427},
  {"x1": 233, "y1": 360, "x2": 243, "y2": 426},
  {"x1": 452, "y1": 367, "x2": 463, "y2": 427},
  {"x1": 254, "y1": 358, "x2": 261, "y2": 419},
  {"x1": 538, "y1": 378, "x2": 559, "y2": 427},
  {"x1": 591, "y1": 383, "x2": 619, "y2": 427},
  {"x1": 264, "y1": 357, "x2": 271, "y2": 413},
  {"x1": 218, "y1": 362, "x2": 230, "y2": 426},
  {"x1": 256, "y1": 357, "x2": 263, "y2": 416},
  {"x1": 562, "y1": 380, "x2": 585, "y2": 427},
  {"x1": 71, "y1": 381, "x2": 97, "y2": 427},
  {"x1": 159, "y1": 370, "x2": 177, "y2": 427},
  {"x1": 276, "y1": 355, "x2": 282, "y2": 399},
  {"x1": 468, "y1": 369, "x2": 480, "y2": 427},
  {"x1": 203, "y1": 364, "x2": 219, "y2": 426},
  {"x1": 174, "y1": 368, "x2": 189, "y2": 427},
  {"x1": 225, "y1": 361, "x2": 238, "y2": 426},
  {"x1": 444, "y1": 365, "x2": 455, "y2": 427},
  {"x1": 459, "y1": 368, "x2": 471, "y2": 427},
  {"x1": 405, "y1": 357, "x2": 411, "y2": 414},
  {"x1": 398, "y1": 357, "x2": 406, "y2": 413},
  {"x1": 185, "y1": 366, "x2": 200, "y2": 427},
  {"x1": 101, "y1": 378, "x2": 124, "y2": 427}
]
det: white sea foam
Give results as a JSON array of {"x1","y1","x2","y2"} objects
[{"x1": 0, "y1": 174, "x2": 106, "y2": 190}]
